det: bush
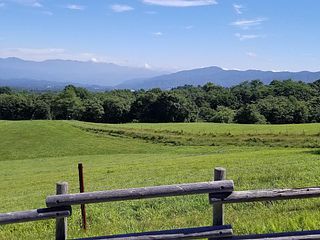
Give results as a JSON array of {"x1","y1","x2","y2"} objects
[
  {"x1": 235, "y1": 105, "x2": 267, "y2": 124},
  {"x1": 211, "y1": 106, "x2": 235, "y2": 123}
]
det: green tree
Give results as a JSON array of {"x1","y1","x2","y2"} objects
[
  {"x1": 235, "y1": 104, "x2": 267, "y2": 124},
  {"x1": 308, "y1": 97, "x2": 320, "y2": 122},
  {"x1": 148, "y1": 92, "x2": 195, "y2": 122},
  {"x1": 0, "y1": 87, "x2": 12, "y2": 95},
  {"x1": 32, "y1": 99, "x2": 51, "y2": 119},
  {"x1": 103, "y1": 97, "x2": 131, "y2": 123},
  {"x1": 0, "y1": 94, "x2": 33, "y2": 120},
  {"x1": 211, "y1": 106, "x2": 235, "y2": 123},
  {"x1": 257, "y1": 96, "x2": 309, "y2": 124},
  {"x1": 81, "y1": 98, "x2": 104, "y2": 122},
  {"x1": 52, "y1": 86, "x2": 84, "y2": 120}
]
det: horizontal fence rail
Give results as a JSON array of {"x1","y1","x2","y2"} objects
[
  {"x1": 46, "y1": 180, "x2": 234, "y2": 207},
  {"x1": 75, "y1": 225, "x2": 233, "y2": 240},
  {"x1": 0, "y1": 206, "x2": 71, "y2": 225},
  {"x1": 209, "y1": 187, "x2": 320, "y2": 204},
  {"x1": 233, "y1": 229, "x2": 320, "y2": 240}
]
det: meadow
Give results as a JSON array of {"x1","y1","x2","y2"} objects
[{"x1": 0, "y1": 120, "x2": 319, "y2": 239}]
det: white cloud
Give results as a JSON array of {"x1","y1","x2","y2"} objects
[
  {"x1": 142, "y1": 0, "x2": 217, "y2": 7},
  {"x1": 144, "y1": 63, "x2": 152, "y2": 69},
  {"x1": 233, "y1": 4, "x2": 243, "y2": 14},
  {"x1": 32, "y1": 1, "x2": 41, "y2": 7},
  {"x1": 246, "y1": 52, "x2": 257, "y2": 58},
  {"x1": 8, "y1": 0, "x2": 42, "y2": 7},
  {"x1": 184, "y1": 25, "x2": 194, "y2": 30},
  {"x1": 66, "y1": 4, "x2": 85, "y2": 10},
  {"x1": 91, "y1": 57, "x2": 99, "y2": 63},
  {"x1": 235, "y1": 33, "x2": 262, "y2": 41},
  {"x1": 231, "y1": 18, "x2": 267, "y2": 29},
  {"x1": 152, "y1": 31, "x2": 163, "y2": 36},
  {"x1": 110, "y1": 4, "x2": 134, "y2": 12}
]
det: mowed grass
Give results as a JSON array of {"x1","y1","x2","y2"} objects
[{"x1": 0, "y1": 120, "x2": 319, "y2": 239}]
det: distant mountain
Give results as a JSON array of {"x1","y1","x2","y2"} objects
[
  {"x1": 0, "y1": 78, "x2": 111, "y2": 92},
  {"x1": 0, "y1": 57, "x2": 165, "y2": 87},
  {"x1": 117, "y1": 66, "x2": 320, "y2": 89},
  {"x1": 2, "y1": 58, "x2": 320, "y2": 91}
]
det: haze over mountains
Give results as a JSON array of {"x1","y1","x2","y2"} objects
[
  {"x1": 0, "y1": 57, "x2": 165, "y2": 90},
  {"x1": 1, "y1": 57, "x2": 320, "y2": 91},
  {"x1": 119, "y1": 67, "x2": 320, "y2": 89}
]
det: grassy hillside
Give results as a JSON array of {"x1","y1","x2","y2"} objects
[
  {"x1": 74, "y1": 121, "x2": 320, "y2": 148},
  {"x1": 0, "y1": 121, "x2": 319, "y2": 239}
]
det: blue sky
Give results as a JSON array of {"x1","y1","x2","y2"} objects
[{"x1": 1, "y1": 0, "x2": 319, "y2": 71}]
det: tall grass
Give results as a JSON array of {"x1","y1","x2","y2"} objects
[{"x1": 0, "y1": 121, "x2": 319, "y2": 239}]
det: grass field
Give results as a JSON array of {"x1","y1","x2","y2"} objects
[{"x1": 0, "y1": 120, "x2": 319, "y2": 239}]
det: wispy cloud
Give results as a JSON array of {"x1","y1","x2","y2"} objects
[
  {"x1": 145, "y1": 10, "x2": 157, "y2": 14},
  {"x1": 152, "y1": 32, "x2": 163, "y2": 36},
  {"x1": 110, "y1": 4, "x2": 134, "y2": 12},
  {"x1": 8, "y1": 0, "x2": 42, "y2": 7},
  {"x1": 142, "y1": 0, "x2": 217, "y2": 7},
  {"x1": 231, "y1": 18, "x2": 267, "y2": 30},
  {"x1": 42, "y1": 10, "x2": 53, "y2": 15},
  {"x1": 184, "y1": 25, "x2": 194, "y2": 30},
  {"x1": 66, "y1": 4, "x2": 85, "y2": 10},
  {"x1": 246, "y1": 52, "x2": 257, "y2": 58},
  {"x1": 233, "y1": 4, "x2": 244, "y2": 14},
  {"x1": 235, "y1": 33, "x2": 263, "y2": 41}
]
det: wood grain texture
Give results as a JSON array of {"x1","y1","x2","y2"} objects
[
  {"x1": 212, "y1": 167, "x2": 226, "y2": 227},
  {"x1": 233, "y1": 229, "x2": 320, "y2": 239},
  {"x1": 0, "y1": 207, "x2": 71, "y2": 225},
  {"x1": 209, "y1": 187, "x2": 320, "y2": 204},
  {"x1": 47, "y1": 180, "x2": 234, "y2": 207},
  {"x1": 74, "y1": 225, "x2": 233, "y2": 240},
  {"x1": 56, "y1": 182, "x2": 68, "y2": 240}
]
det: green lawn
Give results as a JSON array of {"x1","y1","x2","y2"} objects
[{"x1": 0, "y1": 120, "x2": 319, "y2": 239}]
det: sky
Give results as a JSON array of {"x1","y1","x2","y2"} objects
[{"x1": 1, "y1": 0, "x2": 320, "y2": 71}]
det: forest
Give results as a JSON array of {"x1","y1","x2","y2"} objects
[{"x1": 0, "y1": 79, "x2": 319, "y2": 124}]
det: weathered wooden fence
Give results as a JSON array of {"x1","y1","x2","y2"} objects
[{"x1": 1, "y1": 167, "x2": 320, "y2": 239}]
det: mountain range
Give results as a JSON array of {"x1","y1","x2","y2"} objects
[
  {"x1": 117, "y1": 66, "x2": 320, "y2": 89},
  {"x1": 1, "y1": 58, "x2": 320, "y2": 91},
  {"x1": 0, "y1": 57, "x2": 165, "y2": 89}
]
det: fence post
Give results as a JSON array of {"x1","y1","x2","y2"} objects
[
  {"x1": 78, "y1": 163, "x2": 87, "y2": 230},
  {"x1": 55, "y1": 182, "x2": 68, "y2": 240},
  {"x1": 213, "y1": 167, "x2": 226, "y2": 226}
]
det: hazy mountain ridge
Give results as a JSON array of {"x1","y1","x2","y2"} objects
[
  {"x1": 1, "y1": 58, "x2": 320, "y2": 91},
  {"x1": 116, "y1": 66, "x2": 320, "y2": 89},
  {"x1": 0, "y1": 57, "x2": 165, "y2": 87}
]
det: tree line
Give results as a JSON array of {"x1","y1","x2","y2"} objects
[{"x1": 0, "y1": 79, "x2": 319, "y2": 124}]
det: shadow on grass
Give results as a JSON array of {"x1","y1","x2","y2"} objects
[{"x1": 305, "y1": 149, "x2": 320, "y2": 155}]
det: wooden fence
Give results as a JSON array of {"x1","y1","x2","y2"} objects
[{"x1": 1, "y1": 167, "x2": 320, "y2": 239}]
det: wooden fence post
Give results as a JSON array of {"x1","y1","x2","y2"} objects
[
  {"x1": 78, "y1": 163, "x2": 87, "y2": 230},
  {"x1": 213, "y1": 167, "x2": 226, "y2": 226},
  {"x1": 56, "y1": 182, "x2": 68, "y2": 240}
]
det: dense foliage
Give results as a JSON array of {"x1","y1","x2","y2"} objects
[{"x1": 0, "y1": 79, "x2": 319, "y2": 124}]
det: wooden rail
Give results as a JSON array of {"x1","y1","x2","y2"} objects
[
  {"x1": 233, "y1": 229, "x2": 320, "y2": 239},
  {"x1": 0, "y1": 206, "x2": 71, "y2": 225},
  {"x1": 46, "y1": 180, "x2": 234, "y2": 207},
  {"x1": 209, "y1": 187, "x2": 320, "y2": 204},
  {"x1": 75, "y1": 225, "x2": 233, "y2": 240}
]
